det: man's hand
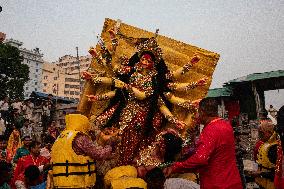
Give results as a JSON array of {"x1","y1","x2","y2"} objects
[{"x1": 163, "y1": 166, "x2": 173, "y2": 177}]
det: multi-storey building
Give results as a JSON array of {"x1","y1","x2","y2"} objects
[
  {"x1": 5, "y1": 39, "x2": 44, "y2": 98},
  {"x1": 42, "y1": 55, "x2": 91, "y2": 101},
  {"x1": 42, "y1": 62, "x2": 65, "y2": 97}
]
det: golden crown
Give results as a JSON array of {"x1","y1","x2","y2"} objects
[{"x1": 135, "y1": 37, "x2": 163, "y2": 63}]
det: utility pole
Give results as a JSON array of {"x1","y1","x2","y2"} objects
[{"x1": 76, "y1": 47, "x2": 81, "y2": 94}]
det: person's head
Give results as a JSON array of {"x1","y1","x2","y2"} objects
[
  {"x1": 276, "y1": 106, "x2": 284, "y2": 147},
  {"x1": 43, "y1": 135, "x2": 55, "y2": 151},
  {"x1": 29, "y1": 141, "x2": 41, "y2": 156},
  {"x1": 50, "y1": 120, "x2": 56, "y2": 127},
  {"x1": 0, "y1": 161, "x2": 13, "y2": 185},
  {"x1": 24, "y1": 165, "x2": 41, "y2": 186},
  {"x1": 198, "y1": 98, "x2": 219, "y2": 124},
  {"x1": 23, "y1": 119, "x2": 30, "y2": 127},
  {"x1": 163, "y1": 133, "x2": 183, "y2": 162},
  {"x1": 47, "y1": 94, "x2": 53, "y2": 100},
  {"x1": 144, "y1": 167, "x2": 166, "y2": 189},
  {"x1": 0, "y1": 135, "x2": 7, "y2": 150},
  {"x1": 258, "y1": 120, "x2": 275, "y2": 142},
  {"x1": 22, "y1": 136, "x2": 32, "y2": 148},
  {"x1": 270, "y1": 105, "x2": 274, "y2": 108}
]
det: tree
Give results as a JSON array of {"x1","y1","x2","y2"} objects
[{"x1": 0, "y1": 43, "x2": 29, "y2": 100}]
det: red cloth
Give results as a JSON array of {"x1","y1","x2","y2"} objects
[
  {"x1": 274, "y1": 140, "x2": 284, "y2": 189},
  {"x1": 172, "y1": 118, "x2": 242, "y2": 189},
  {"x1": 13, "y1": 154, "x2": 49, "y2": 182}
]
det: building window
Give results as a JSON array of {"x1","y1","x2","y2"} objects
[
  {"x1": 65, "y1": 84, "x2": 69, "y2": 88},
  {"x1": 44, "y1": 76, "x2": 48, "y2": 79},
  {"x1": 53, "y1": 68, "x2": 56, "y2": 71},
  {"x1": 44, "y1": 83, "x2": 47, "y2": 86},
  {"x1": 36, "y1": 69, "x2": 38, "y2": 72},
  {"x1": 64, "y1": 91, "x2": 69, "y2": 94},
  {"x1": 35, "y1": 75, "x2": 37, "y2": 78},
  {"x1": 35, "y1": 82, "x2": 38, "y2": 85},
  {"x1": 26, "y1": 87, "x2": 29, "y2": 90},
  {"x1": 35, "y1": 88, "x2": 37, "y2": 92},
  {"x1": 75, "y1": 91, "x2": 80, "y2": 95},
  {"x1": 54, "y1": 77, "x2": 57, "y2": 80},
  {"x1": 70, "y1": 91, "x2": 74, "y2": 95},
  {"x1": 36, "y1": 63, "x2": 38, "y2": 66},
  {"x1": 43, "y1": 89, "x2": 46, "y2": 92}
]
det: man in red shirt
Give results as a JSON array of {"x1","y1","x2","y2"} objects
[
  {"x1": 164, "y1": 98, "x2": 242, "y2": 189},
  {"x1": 13, "y1": 141, "x2": 49, "y2": 188}
]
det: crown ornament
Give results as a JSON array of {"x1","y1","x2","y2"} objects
[{"x1": 136, "y1": 37, "x2": 163, "y2": 63}]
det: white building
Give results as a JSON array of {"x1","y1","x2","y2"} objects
[{"x1": 5, "y1": 39, "x2": 44, "y2": 98}]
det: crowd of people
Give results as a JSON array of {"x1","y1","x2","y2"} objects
[
  {"x1": 0, "y1": 96, "x2": 283, "y2": 189},
  {"x1": 1, "y1": 28, "x2": 283, "y2": 189},
  {"x1": 0, "y1": 95, "x2": 61, "y2": 189}
]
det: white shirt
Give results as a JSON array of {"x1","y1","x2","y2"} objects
[{"x1": 164, "y1": 178, "x2": 200, "y2": 189}]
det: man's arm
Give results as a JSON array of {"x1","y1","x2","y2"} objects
[
  {"x1": 72, "y1": 133, "x2": 112, "y2": 160},
  {"x1": 171, "y1": 128, "x2": 217, "y2": 173}
]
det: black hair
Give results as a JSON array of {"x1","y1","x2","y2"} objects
[
  {"x1": 43, "y1": 135, "x2": 55, "y2": 145},
  {"x1": 28, "y1": 141, "x2": 41, "y2": 150},
  {"x1": 199, "y1": 97, "x2": 219, "y2": 117},
  {"x1": 97, "y1": 51, "x2": 172, "y2": 136},
  {"x1": 0, "y1": 161, "x2": 12, "y2": 174},
  {"x1": 0, "y1": 135, "x2": 7, "y2": 142},
  {"x1": 24, "y1": 165, "x2": 40, "y2": 181},
  {"x1": 144, "y1": 167, "x2": 165, "y2": 189},
  {"x1": 163, "y1": 133, "x2": 183, "y2": 163},
  {"x1": 22, "y1": 135, "x2": 31, "y2": 141}
]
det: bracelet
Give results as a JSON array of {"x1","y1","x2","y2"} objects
[
  {"x1": 185, "y1": 81, "x2": 198, "y2": 91},
  {"x1": 92, "y1": 76, "x2": 103, "y2": 84},
  {"x1": 181, "y1": 63, "x2": 193, "y2": 75}
]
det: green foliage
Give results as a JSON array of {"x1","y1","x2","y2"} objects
[{"x1": 0, "y1": 43, "x2": 29, "y2": 100}]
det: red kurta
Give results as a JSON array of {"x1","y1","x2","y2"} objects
[{"x1": 172, "y1": 118, "x2": 242, "y2": 189}]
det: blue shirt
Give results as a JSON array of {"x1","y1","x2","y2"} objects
[{"x1": 30, "y1": 182, "x2": 46, "y2": 189}]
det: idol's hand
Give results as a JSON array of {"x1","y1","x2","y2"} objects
[
  {"x1": 190, "y1": 54, "x2": 200, "y2": 65},
  {"x1": 197, "y1": 78, "x2": 207, "y2": 86},
  {"x1": 108, "y1": 29, "x2": 116, "y2": 39},
  {"x1": 81, "y1": 71, "x2": 93, "y2": 80}
]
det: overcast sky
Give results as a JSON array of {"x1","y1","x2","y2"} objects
[{"x1": 1, "y1": 0, "x2": 283, "y2": 108}]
